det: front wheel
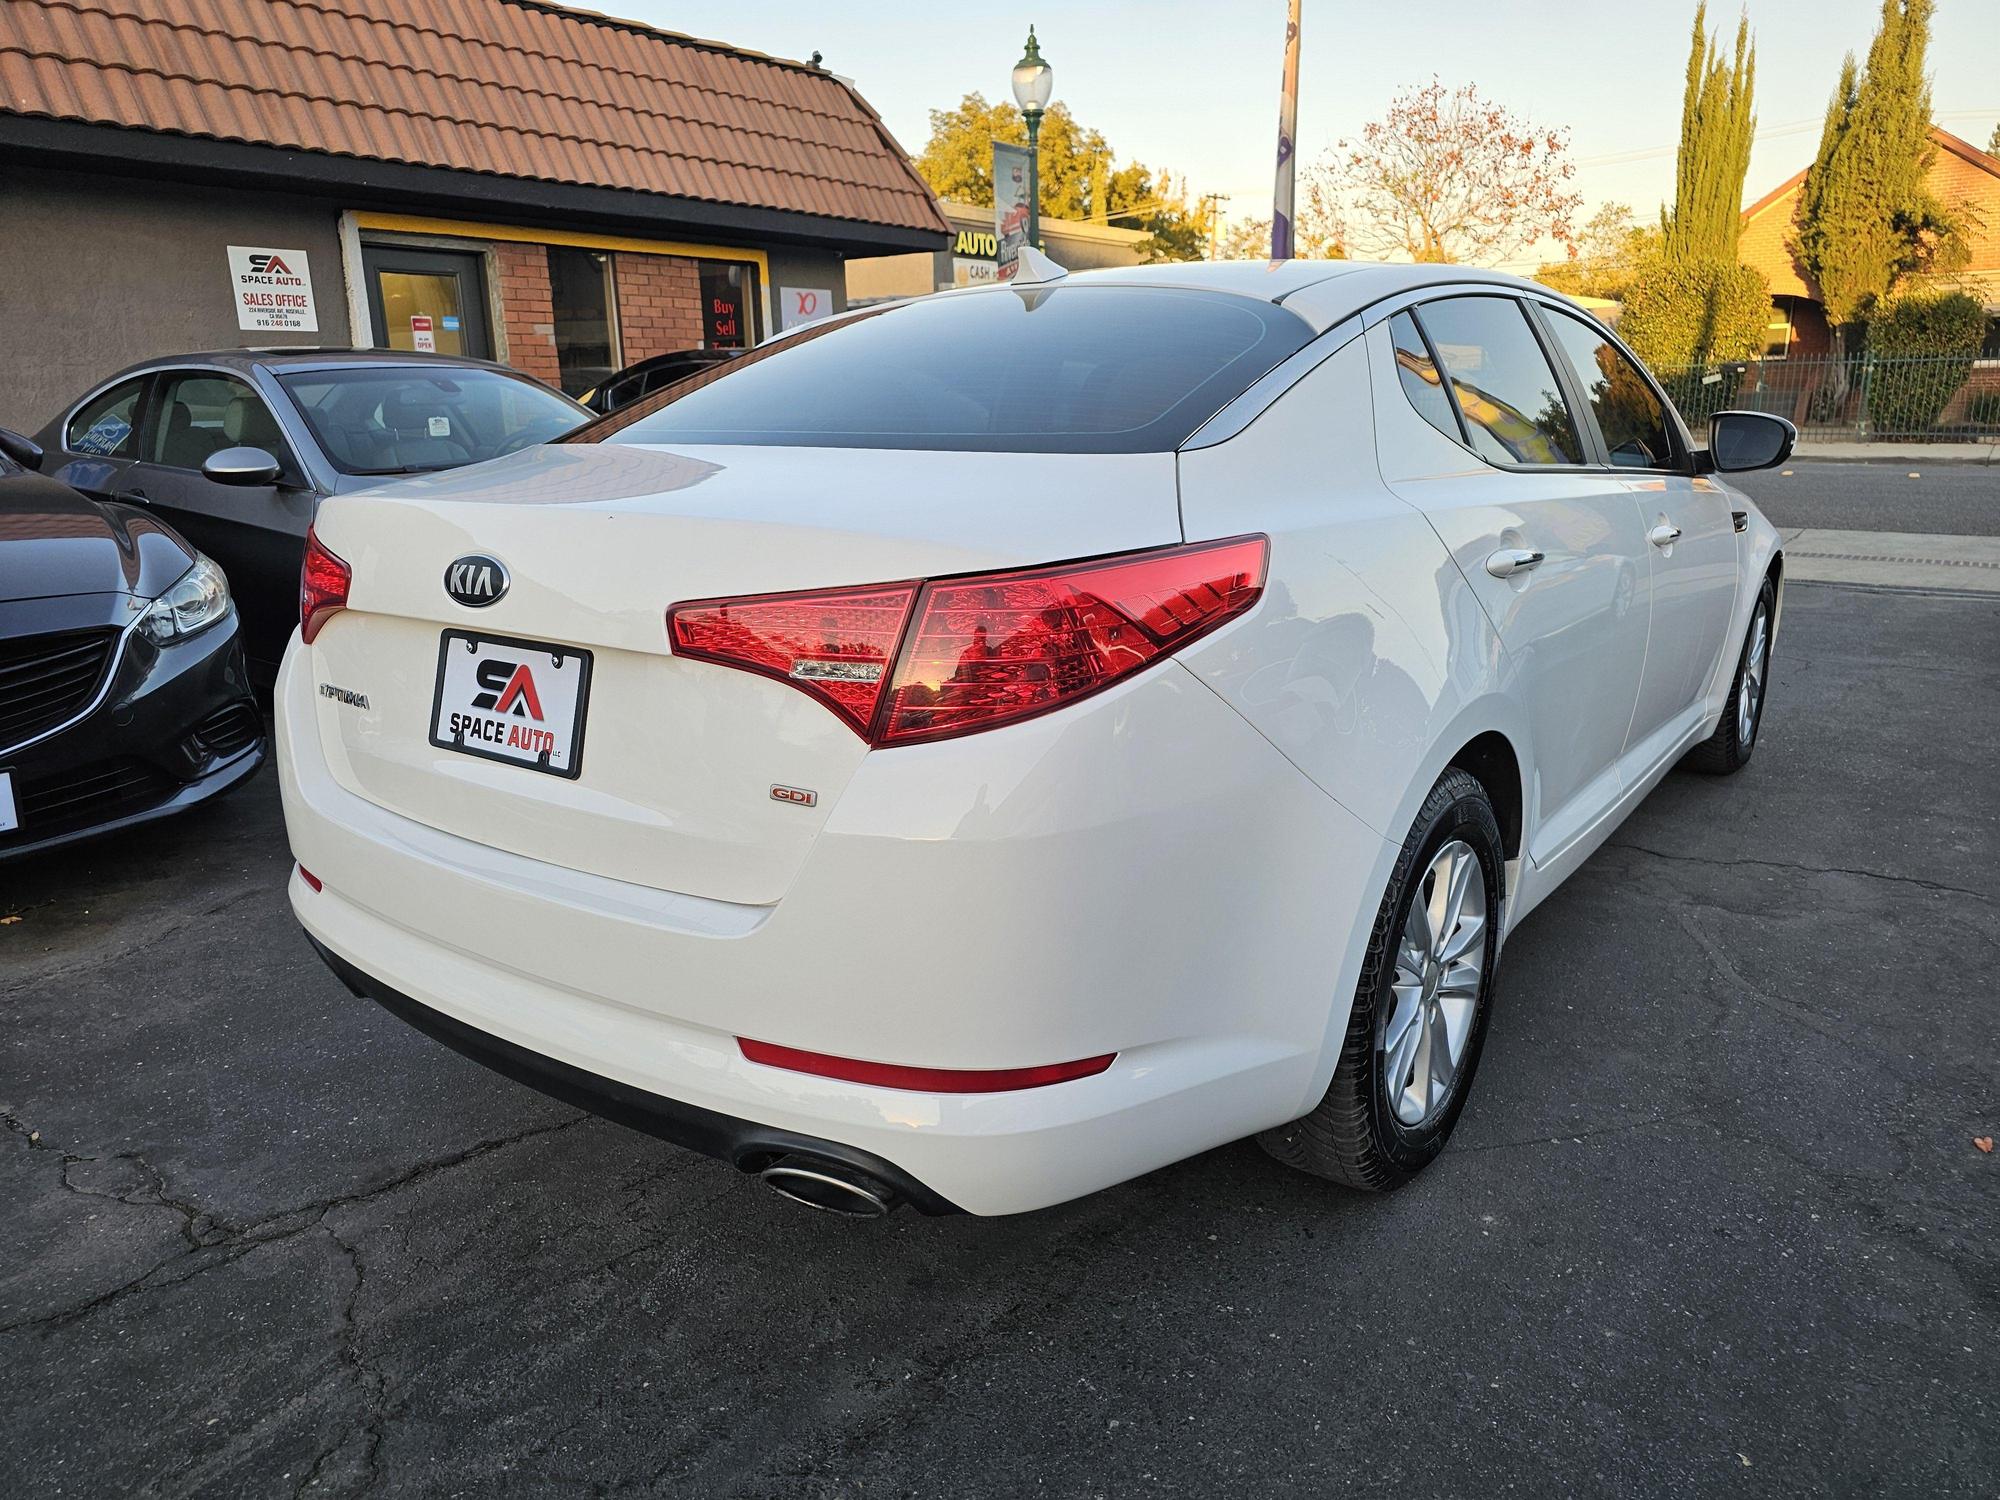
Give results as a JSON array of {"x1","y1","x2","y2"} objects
[
  {"x1": 1685, "y1": 574, "x2": 1775, "y2": 775},
  {"x1": 1260, "y1": 768, "x2": 1504, "y2": 1191}
]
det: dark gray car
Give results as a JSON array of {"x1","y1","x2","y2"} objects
[{"x1": 34, "y1": 349, "x2": 588, "y2": 680}]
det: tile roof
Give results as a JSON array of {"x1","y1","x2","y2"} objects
[
  {"x1": 1739, "y1": 127, "x2": 2000, "y2": 305},
  {"x1": 0, "y1": 0, "x2": 949, "y2": 236}
]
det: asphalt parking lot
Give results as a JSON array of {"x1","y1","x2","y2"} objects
[{"x1": 3, "y1": 580, "x2": 1995, "y2": 1498}]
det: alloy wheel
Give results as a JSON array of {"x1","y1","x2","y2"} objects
[
  {"x1": 1382, "y1": 839, "x2": 1487, "y2": 1127},
  {"x1": 1738, "y1": 601, "x2": 1769, "y2": 746}
]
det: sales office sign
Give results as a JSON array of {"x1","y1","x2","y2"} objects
[{"x1": 228, "y1": 246, "x2": 318, "y2": 332}]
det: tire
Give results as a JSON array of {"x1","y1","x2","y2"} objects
[
  {"x1": 1260, "y1": 768, "x2": 1504, "y2": 1191},
  {"x1": 1685, "y1": 574, "x2": 1775, "y2": 776}
]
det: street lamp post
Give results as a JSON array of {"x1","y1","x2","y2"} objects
[{"x1": 1011, "y1": 26, "x2": 1052, "y2": 251}]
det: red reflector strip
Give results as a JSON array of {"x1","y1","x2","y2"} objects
[
  {"x1": 297, "y1": 864, "x2": 323, "y2": 892},
  {"x1": 738, "y1": 1038, "x2": 1114, "y2": 1093}
]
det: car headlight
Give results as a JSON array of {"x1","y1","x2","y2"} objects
[{"x1": 139, "y1": 556, "x2": 230, "y2": 645}]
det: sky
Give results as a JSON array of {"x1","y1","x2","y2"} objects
[{"x1": 606, "y1": 0, "x2": 1999, "y2": 268}]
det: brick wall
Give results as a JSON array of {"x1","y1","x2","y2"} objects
[
  {"x1": 491, "y1": 240, "x2": 561, "y2": 386},
  {"x1": 614, "y1": 253, "x2": 703, "y2": 361}
]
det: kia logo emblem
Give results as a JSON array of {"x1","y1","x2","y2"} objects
[{"x1": 445, "y1": 554, "x2": 508, "y2": 608}]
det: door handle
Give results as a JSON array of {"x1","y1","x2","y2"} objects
[
  {"x1": 1484, "y1": 547, "x2": 1545, "y2": 579},
  {"x1": 1649, "y1": 523, "x2": 1683, "y2": 548}
]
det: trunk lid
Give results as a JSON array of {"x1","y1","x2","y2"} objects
[{"x1": 305, "y1": 442, "x2": 1182, "y2": 905}]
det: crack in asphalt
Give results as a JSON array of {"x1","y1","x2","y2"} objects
[
  {"x1": 292, "y1": 1222, "x2": 389, "y2": 1499},
  {"x1": 0, "y1": 1111, "x2": 591, "y2": 1337},
  {"x1": 1606, "y1": 840, "x2": 1993, "y2": 904}
]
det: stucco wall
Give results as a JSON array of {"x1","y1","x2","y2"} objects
[
  {"x1": 0, "y1": 165, "x2": 348, "y2": 433},
  {"x1": 763, "y1": 246, "x2": 847, "y2": 335}
]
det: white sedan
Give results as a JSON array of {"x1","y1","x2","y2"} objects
[{"x1": 278, "y1": 260, "x2": 1790, "y2": 1217}]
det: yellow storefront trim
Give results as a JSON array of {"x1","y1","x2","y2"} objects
[{"x1": 350, "y1": 212, "x2": 770, "y2": 278}]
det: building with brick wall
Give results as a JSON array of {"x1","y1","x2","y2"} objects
[
  {"x1": 1739, "y1": 126, "x2": 2000, "y2": 360},
  {"x1": 0, "y1": 0, "x2": 949, "y2": 431}
]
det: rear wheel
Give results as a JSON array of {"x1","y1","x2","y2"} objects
[
  {"x1": 1260, "y1": 769, "x2": 1504, "y2": 1191},
  {"x1": 1685, "y1": 575, "x2": 1775, "y2": 775}
]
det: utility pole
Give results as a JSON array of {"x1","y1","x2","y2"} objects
[{"x1": 1200, "y1": 193, "x2": 1231, "y2": 259}]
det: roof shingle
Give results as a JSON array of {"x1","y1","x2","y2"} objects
[{"x1": 0, "y1": 0, "x2": 949, "y2": 235}]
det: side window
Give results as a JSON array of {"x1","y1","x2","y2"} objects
[
  {"x1": 66, "y1": 378, "x2": 147, "y2": 459},
  {"x1": 149, "y1": 373, "x2": 290, "y2": 473},
  {"x1": 1540, "y1": 310, "x2": 1676, "y2": 470},
  {"x1": 1412, "y1": 297, "x2": 1584, "y2": 467},
  {"x1": 1388, "y1": 312, "x2": 1463, "y2": 446}
]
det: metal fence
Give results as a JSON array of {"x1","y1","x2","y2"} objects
[{"x1": 1651, "y1": 354, "x2": 2000, "y2": 444}]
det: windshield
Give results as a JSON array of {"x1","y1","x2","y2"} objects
[
  {"x1": 278, "y1": 367, "x2": 586, "y2": 476},
  {"x1": 582, "y1": 286, "x2": 1314, "y2": 454}
]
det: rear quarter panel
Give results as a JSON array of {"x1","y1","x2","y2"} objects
[{"x1": 1175, "y1": 333, "x2": 1528, "y2": 1106}]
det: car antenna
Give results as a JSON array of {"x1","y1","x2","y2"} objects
[{"x1": 1010, "y1": 245, "x2": 1068, "y2": 286}]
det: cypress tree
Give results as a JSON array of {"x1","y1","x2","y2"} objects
[
  {"x1": 1794, "y1": 0, "x2": 1944, "y2": 339},
  {"x1": 1667, "y1": 2, "x2": 1757, "y2": 263},
  {"x1": 1623, "y1": 2, "x2": 1767, "y2": 374}
]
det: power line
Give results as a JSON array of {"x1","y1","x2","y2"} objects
[{"x1": 1574, "y1": 107, "x2": 1998, "y2": 169}]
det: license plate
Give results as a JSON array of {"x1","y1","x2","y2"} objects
[
  {"x1": 429, "y1": 632, "x2": 591, "y2": 779},
  {"x1": 0, "y1": 771, "x2": 15, "y2": 833}
]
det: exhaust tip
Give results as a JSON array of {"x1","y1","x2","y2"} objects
[{"x1": 758, "y1": 1156, "x2": 897, "y2": 1217}]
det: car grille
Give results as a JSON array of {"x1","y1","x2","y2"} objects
[
  {"x1": 190, "y1": 701, "x2": 262, "y2": 760},
  {"x1": 0, "y1": 627, "x2": 120, "y2": 750},
  {"x1": 2, "y1": 757, "x2": 173, "y2": 846}
]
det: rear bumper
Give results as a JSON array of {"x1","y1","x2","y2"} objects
[
  {"x1": 307, "y1": 934, "x2": 963, "y2": 1213},
  {"x1": 277, "y1": 639, "x2": 1390, "y2": 1215}
]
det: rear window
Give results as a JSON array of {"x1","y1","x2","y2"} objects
[{"x1": 585, "y1": 286, "x2": 1314, "y2": 454}]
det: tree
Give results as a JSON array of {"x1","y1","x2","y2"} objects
[
  {"x1": 1534, "y1": 203, "x2": 1660, "y2": 300},
  {"x1": 1867, "y1": 289, "x2": 1987, "y2": 434},
  {"x1": 1322, "y1": 79, "x2": 1581, "y2": 264},
  {"x1": 1212, "y1": 194, "x2": 1347, "y2": 261},
  {"x1": 912, "y1": 92, "x2": 1207, "y2": 261},
  {"x1": 1989, "y1": 122, "x2": 2000, "y2": 157},
  {"x1": 1666, "y1": 2, "x2": 1756, "y2": 263},
  {"x1": 1618, "y1": 4, "x2": 1770, "y2": 373},
  {"x1": 1794, "y1": 0, "x2": 1960, "y2": 340},
  {"x1": 1617, "y1": 255, "x2": 1772, "y2": 375}
]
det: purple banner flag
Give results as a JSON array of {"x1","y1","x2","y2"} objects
[{"x1": 1271, "y1": 0, "x2": 1302, "y2": 260}]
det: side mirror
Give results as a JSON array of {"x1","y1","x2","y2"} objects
[
  {"x1": 0, "y1": 427, "x2": 44, "y2": 471},
  {"x1": 1705, "y1": 411, "x2": 1795, "y2": 473},
  {"x1": 201, "y1": 445, "x2": 282, "y2": 487}
]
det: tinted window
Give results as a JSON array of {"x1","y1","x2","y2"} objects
[
  {"x1": 150, "y1": 373, "x2": 290, "y2": 472},
  {"x1": 594, "y1": 287, "x2": 1315, "y2": 454},
  {"x1": 1388, "y1": 312, "x2": 1462, "y2": 445},
  {"x1": 1413, "y1": 297, "x2": 1583, "y2": 466},
  {"x1": 277, "y1": 367, "x2": 585, "y2": 475},
  {"x1": 1540, "y1": 309, "x2": 1676, "y2": 469},
  {"x1": 67, "y1": 378, "x2": 146, "y2": 459}
]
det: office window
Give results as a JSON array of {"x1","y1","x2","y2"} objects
[
  {"x1": 699, "y1": 262, "x2": 761, "y2": 349},
  {"x1": 548, "y1": 247, "x2": 619, "y2": 397}
]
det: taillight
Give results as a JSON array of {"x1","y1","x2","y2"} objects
[
  {"x1": 299, "y1": 526, "x2": 350, "y2": 645},
  {"x1": 667, "y1": 535, "x2": 1266, "y2": 746},
  {"x1": 668, "y1": 582, "x2": 919, "y2": 735}
]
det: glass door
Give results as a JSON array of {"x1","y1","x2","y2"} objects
[{"x1": 362, "y1": 245, "x2": 492, "y2": 359}]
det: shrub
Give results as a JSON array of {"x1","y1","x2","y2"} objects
[
  {"x1": 1866, "y1": 290, "x2": 1986, "y2": 435},
  {"x1": 1969, "y1": 391, "x2": 2000, "y2": 428},
  {"x1": 1617, "y1": 254, "x2": 1772, "y2": 374}
]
